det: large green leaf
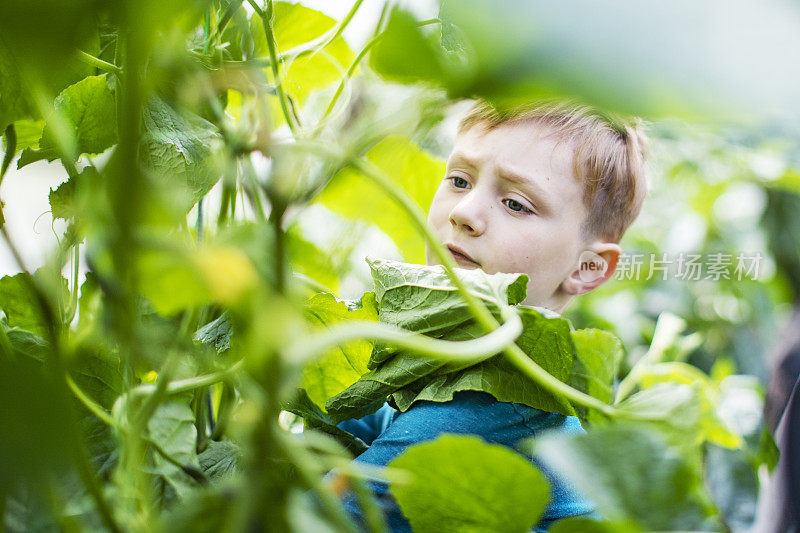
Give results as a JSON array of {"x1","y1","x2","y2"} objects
[
  {"x1": 389, "y1": 434, "x2": 551, "y2": 533},
  {"x1": 197, "y1": 440, "x2": 240, "y2": 482},
  {"x1": 389, "y1": 307, "x2": 576, "y2": 415},
  {"x1": 326, "y1": 260, "x2": 597, "y2": 422},
  {"x1": 18, "y1": 75, "x2": 117, "y2": 166},
  {"x1": 535, "y1": 424, "x2": 721, "y2": 531},
  {"x1": 316, "y1": 136, "x2": 444, "y2": 264},
  {"x1": 368, "y1": 256, "x2": 528, "y2": 337},
  {"x1": 147, "y1": 399, "x2": 201, "y2": 499},
  {"x1": 140, "y1": 95, "x2": 222, "y2": 211},
  {"x1": 301, "y1": 291, "x2": 378, "y2": 411}
]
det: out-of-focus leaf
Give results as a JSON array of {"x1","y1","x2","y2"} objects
[
  {"x1": 704, "y1": 444, "x2": 758, "y2": 531},
  {"x1": 0, "y1": 271, "x2": 68, "y2": 339},
  {"x1": 0, "y1": 50, "x2": 36, "y2": 130},
  {"x1": 283, "y1": 388, "x2": 368, "y2": 457},
  {"x1": 569, "y1": 328, "x2": 624, "y2": 421},
  {"x1": 316, "y1": 136, "x2": 444, "y2": 264},
  {"x1": 18, "y1": 75, "x2": 117, "y2": 166},
  {"x1": 389, "y1": 434, "x2": 551, "y2": 533},
  {"x1": 0, "y1": 354, "x2": 75, "y2": 492},
  {"x1": 69, "y1": 343, "x2": 124, "y2": 411},
  {"x1": 0, "y1": 9, "x2": 95, "y2": 132},
  {"x1": 619, "y1": 364, "x2": 745, "y2": 449},
  {"x1": 300, "y1": 291, "x2": 378, "y2": 411},
  {"x1": 2, "y1": 325, "x2": 49, "y2": 362},
  {"x1": 137, "y1": 241, "x2": 258, "y2": 315},
  {"x1": 287, "y1": 224, "x2": 340, "y2": 294},
  {"x1": 536, "y1": 424, "x2": 721, "y2": 531},
  {"x1": 369, "y1": 9, "x2": 446, "y2": 84}
]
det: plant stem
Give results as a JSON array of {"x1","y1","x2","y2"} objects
[
  {"x1": 277, "y1": 0, "x2": 364, "y2": 64},
  {"x1": 1, "y1": 124, "x2": 16, "y2": 186},
  {"x1": 249, "y1": 0, "x2": 299, "y2": 135},
  {"x1": 77, "y1": 50, "x2": 123, "y2": 76},
  {"x1": 268, "y1": 200, "x2": 287, "y2": 293},
  {"x1": 64, "y1": 242, "x2": 80, "y2": 325},
  {"x1": 286, "y1": 306, "x2": 521, "y2": 365},
  {"x1": 130, "y1": 360, "x2": 244, "y2": 400}
]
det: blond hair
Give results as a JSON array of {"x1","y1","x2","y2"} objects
[{"x1": 457, "y1": 100, "x2": 650, "y2": 244}]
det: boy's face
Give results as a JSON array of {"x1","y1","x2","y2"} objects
[{"x1": 426, "y1": 120, "x2": 616, "y2": 311}]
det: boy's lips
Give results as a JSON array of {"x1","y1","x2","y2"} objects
[{"x1": 445, "y1": 244, "x2": 480, "y2": 266}]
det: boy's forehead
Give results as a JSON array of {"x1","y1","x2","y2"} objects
[{"x1": 448, "y1": 121, "x2": 577, "y2": 181}]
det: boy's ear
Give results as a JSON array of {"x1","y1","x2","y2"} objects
[{"x1": 561, "y1": 241, "x2": 622, "y2": 296}]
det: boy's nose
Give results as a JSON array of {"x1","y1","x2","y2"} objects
[{"x1": 449, "y1": 195, "x2": 487, "y2": 235}]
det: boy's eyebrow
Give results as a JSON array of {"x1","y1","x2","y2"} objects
[{"x1": 448, "y1": 151, "x2": 553, "y2": 213}]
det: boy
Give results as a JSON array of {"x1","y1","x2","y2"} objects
[{"x1": 325, "y1": 99, "x2": 650, "y2": 531}]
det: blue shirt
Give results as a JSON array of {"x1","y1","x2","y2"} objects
[{"x1": 324, "y1": 389, "x2": 595, "y2": 532}]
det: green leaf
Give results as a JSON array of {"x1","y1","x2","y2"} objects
[
  {"x1": 140, "y1": 95, "x2": 221, "y2": 211},
  {"x1": 69, "y1": 343, "x2": 124, "y2": 411},
  {"x1": 0, "y1": 49, "x2": 35, "y2": 130},
  {"x1": 19, "y1": 75, "x2": 117, "y2": 166},
  {"x1": 198, "y1": 440, "x2": 240, "y2": 482},
  {"x1": 389, "y1": 434, "x2": 551, "y2": 533},
  {"x1": 326, "y1": 260, "x2": 590, "y2": 422},
  {"x1": 283, "y1": 388, "x2": 368, "y2": 457},
  {"x1": 301, "y1": 291, "x2": 378, "y2": 411},
  {"x1": 0, "y1": 271, "x2": 68, "y2": 338},
  {"x1": 389, "y1": 307, "x2": 576, "y2": 415},
  {"x1": 569, "y1": 328, "x2": 624, "y2": 421},
  {"x1": 1, "y1": 119, "x2": 44, "y2": 154},
  {"x1": 0, "y1": 354, "x2": 75, "y2": 492},
  {"x1": 250, "y1": 2, "x2": 355, "y2": 107},
  {"x1": 368, "y1": 256, "x2": 529, "y2": 336},
  {"x1": 316, "y1": 136, "x2": 445, "y2": 264},
  {"x1": 48, "y1": 166, "x2": 99, "y2": 221},
  {"x1": 147, "y1": 399, "x2": 201, "y2": 498},
  {"x1": 369, "y1": 8, "x2": 446, "y2": 85},
  {"x1": 535, "y1": 424, "x2": 721, "y2": 531},
  {"x1": 194, "y1": 313, "x2": 233, "y2": 353},
  {"x1": 287, "y1": 223, "x2": 341, "y2": 294},
  {"x1": 2, "y1": 325, "x2": 49, "y2": 363},
  {"x1": 618, "y1": 366, "x2": 744, "y2": 448}
]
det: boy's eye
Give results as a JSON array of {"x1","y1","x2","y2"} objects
[
  {"x1": 503, "y1": 199, "x2": 532, "y2": 214},
  {"x1": 448, "y1": 176, "x2": 470, "y2": 189}
]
